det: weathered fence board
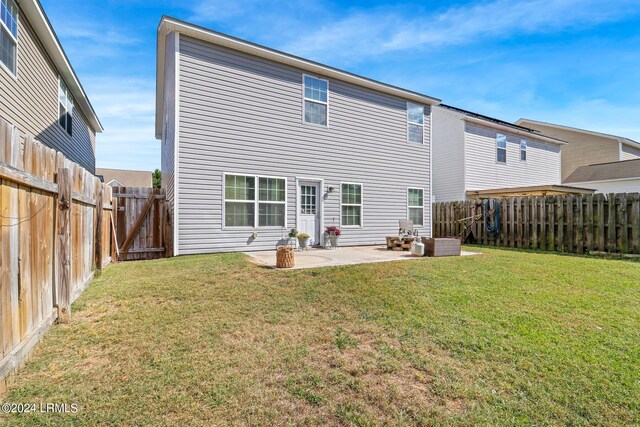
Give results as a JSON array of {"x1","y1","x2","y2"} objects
[
  {"x1": 433, "y1": 193, "x2": 640, "y2": 255},
  {"x1": 0, "y1": 118, "x2": 114, "y2": 390}
]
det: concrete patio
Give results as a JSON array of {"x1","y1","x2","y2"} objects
[{"x1": 245, "y1": 245, "x2": 480, "y2": 270}]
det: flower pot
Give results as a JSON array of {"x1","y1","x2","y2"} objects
[
  {"x1": 329, "y1": 235, "x2": 339, "y2": 248},
  {"x1": 298, "y1": 237, "x2": 310, "y2": 250}
]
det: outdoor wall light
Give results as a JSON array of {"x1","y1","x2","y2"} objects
[{"x1": 327, "y1": 186, "x2": 335, "y2": 193}]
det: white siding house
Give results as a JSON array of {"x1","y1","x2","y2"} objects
[
  {"x1": 156, "y1": 17, "x2": 441, "y2": 255},
  {"x1": 564, "y1": 159, "x2": 640, "y2": 194},
  {"x1": 432, "y1": 105, "x2": 565, "y2": 202}
]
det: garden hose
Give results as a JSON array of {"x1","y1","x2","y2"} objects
[{"x1": 484, "y1": 199, "x2": 500, "y2": 236}]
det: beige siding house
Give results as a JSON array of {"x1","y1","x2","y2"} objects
[
  {"x1": 516, "y1": 119, "x2": 640, "y2": 182},
  {"x1": 432, "y1": 105, "x2": 567, "y2": 202},
  {"x1": 96, "y1": 168, "x2": 153, "y2": 188},
  {"x1": 0, "y1": 0, "x2": 102, "y2": 173}
]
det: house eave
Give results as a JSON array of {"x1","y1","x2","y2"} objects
[
  {"x1": 155, "y1": 16, "x2": 442, "y2": 139},
  {"x1": 464, "y1": 117, "x2": 566, "y2": 145},
  {"x1": 516, "y1": 118, "x2": 639, "y2": 148},
  {"x1": 20, "y1": 0, "x2": 103, "y2": 133},
  {"x1": 466, "y1": 185, "x2": 595, "y2": 199}
]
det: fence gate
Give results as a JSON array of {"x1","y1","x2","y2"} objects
[{"x1": 112, "y1": 187, "x2": 172, "y2": 261}]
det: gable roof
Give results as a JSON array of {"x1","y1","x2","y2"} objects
[
  {"x1": 20, "y1": 0, "x2": 102, "y2": 132},
  {"x1": 516, "y1": 118, "x2": 639, "y2": 149},
  {"x1": 96, "y1": 168, "x2": 152, "y2": 188},
  {"x1": 439, "y1": 105, "x2": 566, "y2": 146},
  {"x1": 155, "y1": 16, "x2": 442, "y2": 139},
  {"x1": 564, "y1": 159, "x2": 640, "y2": 183}
]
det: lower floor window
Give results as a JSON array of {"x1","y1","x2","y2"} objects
[
  {"x1": 341, "y1": 183, "x2": 362, "y2": 227},
  {"x1": 258, "y1": 203, "x2": 285, "y2": 227},
  {"x1": 408, "y1": 188, "x2": 424, "y2": 226},
  {"x1": 224, "y1": 174, "x2": 286, "y2": 227},
  {"x1": 225, "y1": 202, "x2": 255, "y2": 227}
]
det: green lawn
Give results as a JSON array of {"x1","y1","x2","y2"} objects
[{"x1": 1, "y1": 247, "x2": 639, "y2": 426}]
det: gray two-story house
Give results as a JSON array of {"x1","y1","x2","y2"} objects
[
  {"x1": 0, "y1": 0, "x2": 102, "y2": 173},
  {"x1": 156, "y1": 16, "x2": 439, "y2": 255}
]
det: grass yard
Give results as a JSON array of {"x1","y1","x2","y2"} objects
[{"x1": 1, "y1": 247, "x2": 639, "y2": 426}]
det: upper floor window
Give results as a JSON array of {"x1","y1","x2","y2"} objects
[
  {"x1": 496, "y1": 133, "x2": 507, "y2": 163},
  {"x1": 0, "y1": 0, "x2": 18, "y2": 75},
  {"x1": 303, "y1": 75, "x2": 328, "y2": 126},
  {"x1": 520, "y1": 139, "x2": 527, "y2": 161},
  {"x1": 407, "y1": 102, "x2": 424, "y2": 144},
  {"x1": 59, "y1": 79, "x2": 74, "y2": 136}
]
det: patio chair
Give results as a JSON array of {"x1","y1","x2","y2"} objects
[{"x1": 399, "y1": 219, "x2": 413, "y2": 234}]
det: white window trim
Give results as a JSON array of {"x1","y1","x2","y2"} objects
[
  {"x1": 496, "y1": 133, "x2": 507, "y2": 164},
  {"x1": 58, "y1": 76, "x2": 74, "y2": 137},
  {"x1": 407, "y1": 101, "x2": 425, "y2": 145},
  {"x1": 407, "y1": 187, "x2": 425, "y2": 226},
  {"x1": 0, "y1": 0, "x2": 18, "y2": 79},
  {"x1": 520, "y1": 139, "x2": 527, "y2": 162},
  {"x1": 340, "y1": 181, "x2": 363, "y2": 229},
  {"x1": 222, "y1": 172, "x2": 288, "y2": 230},
  {"x1": 302, "y1": 73, "x2": 329, "y2": 128}
]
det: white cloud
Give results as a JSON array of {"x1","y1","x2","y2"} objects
[
  {"x1": 520, "y1": 99, "x2": 640, "y2": 141},
  {"x1": 284, "y1": 0, "x2": 640, "y2": 61},
  {"x1": 89, "y1": 78, "x2": 160, "y2": 170},
  {"x1": 190, "y1": 0, "x2": 320, "y2": 22}
]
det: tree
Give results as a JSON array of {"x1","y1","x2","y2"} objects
[{"x1": 152, "y1": 169, "x2": 162, "y2": 189}]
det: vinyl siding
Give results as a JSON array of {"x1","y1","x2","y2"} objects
[
  {"x1": 174, "y1": 36, "x2": 431, "y2": 254},
  {"x1": 620, "y1": 144, "x2": 640, "y2": 161},
  {"x1": 0, "y1": 4, "x2": 96, "y2": 172},
  {"x1": 519, "y1": 123, "x2": 620, "y2": 181},
  {"x1": 464, "y1": 123, "x2": 561, "y2": 192},
  {"x1": 431, "y1": 106, "x2": 465, "y2": 202},
  {"x1": 161, "y1": 32, "x2": 177, "y2": 212},
  {"x1": 565, "y1": 179, "x2": 640, "y2": 194}
]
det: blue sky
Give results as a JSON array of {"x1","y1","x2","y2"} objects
[{"x1": 40, "y1": 0, "x2": 640, "y2": 171}]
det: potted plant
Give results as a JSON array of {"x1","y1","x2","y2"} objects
[
  {"x1": 297, "y1": 233, "x2": 311, "y2": 250},
  {"x1": 325, "y1": 226, "x2": 341, "y2": 248},
  {"x1": 287, "y1": 228, "x2": 298, "y2": 247}
]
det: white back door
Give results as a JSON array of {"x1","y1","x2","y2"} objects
[{"x1": 298, "y1": 181, "x2": 321, "y2": 245}]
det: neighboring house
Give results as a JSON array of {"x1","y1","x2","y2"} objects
[
  {"x1": 156, "y1": 16, "x2": 440, "y2": 255},
  {"x1": 0, "y1": 0, "x2": 102, "y2": 173},
  {"x1": 516, "y1": 119, "x2": 640, "y2": 182},
  {"x1": 564, "y1": 159, "x2": 640, "y2": 194},
  {"x1": 96, "y1": 168, "x2": 153, "y2": 188},
  {"x1": 432, "y1": 105, "x2": 580, "y2": 202}
]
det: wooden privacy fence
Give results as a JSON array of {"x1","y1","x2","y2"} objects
[
  {"x1": 112, "y1": 187, "x2": 172, "y2": 261},
  {"x1": 433, "y1": 193, "x2": 640, "y2": 255},
  {"x1": 0, "y1": 118, "x2": 113, "y2": 391}
]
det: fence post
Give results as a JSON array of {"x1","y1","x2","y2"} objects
[
  {"x1": 164, "y1": 203, "x2": 173, "y2": 258},
  {"x1": 94, "y1": 183, "x2": 103, "y2": 271},
  {"x1": 55, "y1": 168, "x2": 72, "y2": 323}
]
